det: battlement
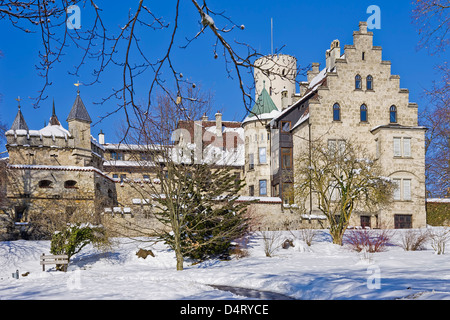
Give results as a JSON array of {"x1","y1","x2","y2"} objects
[{"x1": 5, "y1": 125, "x2": 74, "y2": 149}]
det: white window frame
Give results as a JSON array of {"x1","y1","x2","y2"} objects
[
  {"x1": 393, "y1": 137, "x2": 412, "y2": 158},
  {"x1": 393, "y1": 178, "x2": 412, "y2": 201},
  {"x1": 259, "y1": 147, "x2": 267, "y2": 164}
]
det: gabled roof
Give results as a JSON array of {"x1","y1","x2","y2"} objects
[
  {"x1": 10, "y1": 107, "x2": 29, "y2": 131},
  {"x1": 250, "y1": 87, "x2": 278, "y2": 116},
  {"x1": 66, "y1": 93, "x2": 92, "y2": 123}
]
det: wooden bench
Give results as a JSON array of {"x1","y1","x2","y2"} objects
[{"x1": 40, "y1": 253, "x2": 69, "y2": 272}]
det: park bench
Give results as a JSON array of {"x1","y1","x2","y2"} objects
[{"x1": 40, "y1": 253, "x2": 69, "y2": 272}]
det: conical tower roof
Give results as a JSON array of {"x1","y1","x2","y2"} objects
[
  {"x1": 11, "y1": 106, "x2": 29, "y2": 131},
  {"x1": 249, "y1": 86, "x2": 278, "y2": 116},
  {"x1": 66, "y1": 92, "x2": 92, "y2": 123}
]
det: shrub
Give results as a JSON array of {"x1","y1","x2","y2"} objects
[
  {"x1": 400, "y1": 229, "x2": 429, "y2": 251},
  {"x1": 428, "y1": 227, "x2": 450, "y2": 255},
  {"x1": 344, "y1": 228, "x2": 394, "y2": 253},
  {"x1": 50, "y1": 223, "x2": 108, "y2": 270}
]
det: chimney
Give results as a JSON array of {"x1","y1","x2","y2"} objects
[
  {"x1": 307, "y1": 63, "x2": 320, "y2": 83},
  {"x1": 326, "y1": 40, "x2": 340, "y2": 72},
  {"x1": 202, "y1": 113, "x2": 208, "y2": 121},
  {"x1": 98, "y1": 130, "x2": 105, "y2": 145},
  {"x1": 215, "y1": 111, "x2": 222, "y2": 138},
  {"x1": 359, "y1": 21, "x2": 368, "y2": 33}
]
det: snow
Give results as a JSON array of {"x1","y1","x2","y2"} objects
[{"x1": 1, "y1": 228, "x2": 450, "y2": 300}]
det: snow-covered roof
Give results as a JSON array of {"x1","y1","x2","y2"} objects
[
  {"x1": 243, "y1": 109, "x2": 281, "y2": 124},
  {"x1": 427, "y1": 198, "x2": 450, "y2": 203},
  {"x1": 6, "y1": 123, "x2": 71, "y2": 139}
]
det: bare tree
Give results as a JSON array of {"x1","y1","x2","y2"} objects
[
  {"x1": 0, "y1": 1, "x2": 305, "y2": 136},
  {"x1": 412, "y1": 0, "x2": 450, "y2": 54},
  {"x1": 293, "y1": 139, "x2": 394, "y2": 245},
  {"x1": 109, "y1": 86, "x2": 250, "y2": 270},
  {"x1": 413, "y1": 0, "x2": 450, "y2": 197}
]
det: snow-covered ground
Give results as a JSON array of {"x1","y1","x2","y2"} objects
[{"x1": 1, "y1": 228, "x2": 450, "y2": 300}]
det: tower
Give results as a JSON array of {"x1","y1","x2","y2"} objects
[
  {"x1": 67, "y1": 89, "x2": 92, "y2": 166},
  {"x1": 254, "y1": 54, "x2": 297, "y2": 110}
]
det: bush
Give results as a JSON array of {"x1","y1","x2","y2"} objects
[
  {"x1": 50, "y1": 223, "x2": 109, "y2": 270},
  {"x1": 400, "y1": 229, "x2": 429, "y2": 251},
  {"x1": 428, "y1": 227, "x2": 450, "y2": 255},
  {"x1": 344, "y1": 228, "x2": 394, "y2": 253}
]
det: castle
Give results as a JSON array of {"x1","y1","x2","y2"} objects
[{"x1": 0, "y1": 22, "x2": 427, "y2": 238}]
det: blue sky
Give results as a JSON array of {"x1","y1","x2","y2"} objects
[{"x1": 0, "y1": 0, "x2": 446, "y2": 153}]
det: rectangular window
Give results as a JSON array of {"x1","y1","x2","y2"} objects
[
  {"x1": 249, "y1": 153, "x2": 254, "y2": 170},
  {"x1": 360, "y1": 216, "x2": 371, "y2": 229},
  {"x1": 403, "y1": 138, "x2": 411, "y2": 157},
  {"x1": 393, "y1": 138, "x2": 401, "y2": 157},
  {"x1": 259, "y1": 147, "x2": 267, "y2": 164},
  {"x1": 328, "y1": 139, "x2": 336, "y2": 153},
  {"x1": 113, "y1": 174, "x2": 119, "y2": 179},
  {"x1": 393, "y1": 137, "x2": 412, "y2": 158},
  {"x1": 259, "y1": 180, "x2": 267, "y2": 196},
  {"x1": 403, "y1": 179, "x2": 411, "y2": 201},
  {"x1": 120, "y1": 174, "x2": 126, "y2": 182},
  {"x1": 395, "y1": 215, "x2": 412, "y2": 229},
  {"x1": 249, "y1": 185, "x2": 254, "y2": 197},
  {"x1": 281, "y1": 148, "x2": 292, "y2": 169},
  {"x1": 393, "y1": 179, "x2": 401, "y2": 200},
  {"x1": 281, "y1": 121, "x2": 291, "y2": 132}
]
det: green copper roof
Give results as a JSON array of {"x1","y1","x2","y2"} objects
[{"x1": 250, "y1": 86, "x2": 278, "y2": 116}]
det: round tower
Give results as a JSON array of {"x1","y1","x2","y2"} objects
[{"x1": 254, "y1": 54, "x2": 297, "y2": 110}]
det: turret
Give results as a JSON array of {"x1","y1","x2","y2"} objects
[
  {"x1": 254, "y1": 54, "x2": 297, "y2": 110},
  {"x1": 67, "y1": 89, "x2": 92, "y2": 165}
]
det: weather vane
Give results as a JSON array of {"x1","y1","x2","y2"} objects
[
  {"x1": 15, "y1": 96, "x2": 21, "y2": 109},
  {"x1": 74, "y1": 80, "x2": 82, "y2": 94}
]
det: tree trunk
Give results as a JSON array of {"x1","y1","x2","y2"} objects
[{"x1": 173, "y1": 230, "x2": 184, "y2": 271}]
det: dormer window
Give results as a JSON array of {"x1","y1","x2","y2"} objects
[
  {"x1": 39, "y1": 180, "x2": 53, "y2": 188},
  {"x1": 355, "y1": 75, "x2": 362, "y2": 90}
]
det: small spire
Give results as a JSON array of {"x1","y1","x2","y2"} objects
[
  {"x1": 49, "y1": 98, "x2": 61, "y2": 126},
  {"x1": 11, "y1": 97, "x2": 29, "y2": 131},
  {"x1": 52, "y1": 98, "x2": 56, "y2": 116}
]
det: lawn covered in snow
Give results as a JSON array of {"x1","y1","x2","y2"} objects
[{"x1": 1, "y1": 228, "x2": 450, "y2": 300}]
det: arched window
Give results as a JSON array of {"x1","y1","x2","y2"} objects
[
  {"x1": 390, "y1": 105, "x2": 397, "y2": 123},
  {"x1": 64, "y1": 180, "x2": 77, "y2": 189},
  {"x1": 333, "y1": 103, "x2": 341, "y2": 121},
  {"x1": 360, "y1": 104, "x2": 368, "y2": 122},
  {"x1": 366, "y1": 75, "x2": 373, "y2": 90},
  {"x1": 38, "y1": 180, "x2": 53, "y2": 188},
  {"x1": 355, "y1": 75, "x2": 362, "y2": 90}
]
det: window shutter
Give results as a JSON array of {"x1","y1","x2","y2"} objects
[
  {"x1": 259, "y1": 147, "x2": 267, "y2": 164},
  {"x1": 403, "y1": 138, "x2": 411, "y2": 157},
  {"x1": 403, "y1": 179, "x2": 411, "y2": 200},
  {"x1": 393, "y1": 179, "x2": 401, "y2": 200},
  {"x1": 393, "y1": 138, "x2": 401, "y2": 157}
]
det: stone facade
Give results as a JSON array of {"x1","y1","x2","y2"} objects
[
  {"x1": 0, "y1": 21, "x2": 428, "y2": 238},
  {"x1": 270, "y1": 22, "x2": 427, "y2": 228}
]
